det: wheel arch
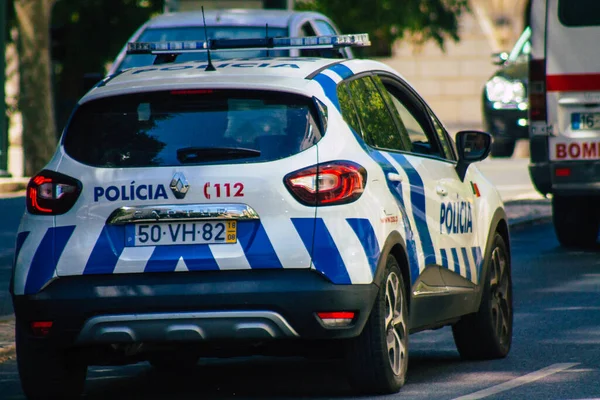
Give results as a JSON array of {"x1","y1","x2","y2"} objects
[
  {"x1": 475, "y1": 206, "x2": 511, "y2": 307},
  {"x1": 373, "y1": 231, "x2": 412, "y2": 312}
]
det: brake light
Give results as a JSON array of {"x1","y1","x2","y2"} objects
[
  {"x1": 317, "y1": 311, "x2": 356, "y2": 327},
  {"x1": 284, "y1": 161, "x2": 367, "y2": 206},
  {"x1": 31, "y1": 321, "x2": 53, "y2": 336},
  {"x1": 529, "y1": 58, "x2": 547, "y2": 122},
  {"x1": 170, "y1": 89, "x2": 214, "y2": 95},
  {"x1": 27, "y1": 170, "x2": 82, "y2": 215},
  {"x1": 555, "y1": 167, "x2": 571, "y2": 177}
]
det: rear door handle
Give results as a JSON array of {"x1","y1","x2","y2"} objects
[
  {"x1": 436, "y1": 186, "x2": 448, "y2": 196},
  {"x1": 387, "y1": 173, "x2": 402, "y2": 182}
]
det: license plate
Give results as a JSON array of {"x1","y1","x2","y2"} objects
[
  {"x1": 571, "y1": 112, "x2": 600, "y2": 130},
  {"x1": 126, "y1": 221, "x2": 237, "y2": 247}
]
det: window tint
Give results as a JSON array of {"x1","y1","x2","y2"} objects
[
  {"x1": 507, "y1": 27, "x2": 531, "y2": 63},
  {"x1": 64, "y1": 90, "x2": 322, "y2": 167},
  {"x1": 381, "y1": 82, "x2": 443, "y2": 158},
  {"x1": 346, "y1": 77, "x2": 405, "y2": 151},
  {"x1": 314, "y1": 20, "x2": 337, "y2": 35},
  {"x1": 430, "y1": 113, "x2": 455, "y2": 160},
  {"x1": 559, "y1": 0, "x2": 600, "y2": 27},
  {"x1": 337, "y1": 84, "x2": 362, "y2": 135}
]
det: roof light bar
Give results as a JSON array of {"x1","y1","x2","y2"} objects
[{"x1": 126, "y1": 33, "x2": 371, "y2": 55}]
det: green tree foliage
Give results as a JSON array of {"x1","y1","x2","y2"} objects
[
  {"x1": 295, "y1": 0, "x2": 469, "y2": 57},
  {"x1": 51, "y1": 0, "x2": 163, "y2": 132}
]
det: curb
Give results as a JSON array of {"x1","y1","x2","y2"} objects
[
  {"x1": 0, "y1": 316, "x2": 16, "y2": 364},
  {"x1": 0, "y1": 178, "x2": 29, "y2": 194}
]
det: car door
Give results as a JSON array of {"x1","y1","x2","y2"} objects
[{"x1": 373, "y1": 74, "x2": 482, "y2": 289}]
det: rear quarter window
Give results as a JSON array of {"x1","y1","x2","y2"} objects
[
  {"x1": 559, "y1": 0, "x2": 600, "y2": 27},
  {"x1": 63, "y1": 90, "x2": 323, "y2": 167}
]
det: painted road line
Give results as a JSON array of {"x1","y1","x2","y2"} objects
[{"x1": 453, "y1": 363, "x2": 580, "y2": 400}]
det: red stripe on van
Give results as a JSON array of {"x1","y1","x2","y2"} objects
[{"x1": 547, "y1": 74, "x2": 600, "y2": 92}]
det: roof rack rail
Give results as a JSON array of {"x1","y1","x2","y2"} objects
[{"x1": 126, "y1": 33, "x2": 371, "y2": 55}]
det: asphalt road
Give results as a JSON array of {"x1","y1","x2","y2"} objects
[{"x1": 1, "y1": 221, "x2": 599, "y2": 399}]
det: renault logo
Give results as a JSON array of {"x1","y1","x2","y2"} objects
[{"x1": 170, "y1": 172, "x2": 189, "y2": 199}]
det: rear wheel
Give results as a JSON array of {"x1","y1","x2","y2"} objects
[
  {"x1": 345, "y1": 255, "x2": 408, "y2": 394},
  {"x1": 553, "y1": 195, "x2": 599, "y2": 248},
  {"x1": 452, "y1": 233, "x2": 512, "y2": 359},
  {"x1": 16, "y1": 324, "x2": 87, "y2": 400}
]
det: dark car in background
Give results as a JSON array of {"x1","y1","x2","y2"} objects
[{"x1": 482, "y1": 27, "x2": 530, "y2": 157}]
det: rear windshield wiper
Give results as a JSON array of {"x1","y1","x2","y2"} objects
[{"x1": 177, "y1": 147, "x2": 261, "y2": 163}]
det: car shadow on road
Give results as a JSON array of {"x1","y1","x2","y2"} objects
[{"x1": 79, "y1": 350, "x2": 468, "y2": 400}]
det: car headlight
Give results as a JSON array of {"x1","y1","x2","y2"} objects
[{"x1": 485, "y1": 76, "x2": 525, "y2": 104}]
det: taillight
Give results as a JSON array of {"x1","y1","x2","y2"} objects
[
  {"x1": 284, "y1": 161, "x2": 367, "y2": 206},
  {"x1": 529, "y1": 58, "x2": 547, "y2": 122},
  {"x1": 31, "y1": 321, "x2": 53, "y2": 336},
  {"x1": 27, "y1": 170, "x2": 82, "y2": 215}
]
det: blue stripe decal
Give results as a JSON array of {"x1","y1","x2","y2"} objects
[
  {"x1": 471, "y1": 246, "x2": 483, "y2": 281},
  {"x1": 13, "y1": 231, "x2": 30, "y2": 266},
  {"x1": 346, "y1": 218, "x2": 380, "y2": 276},
  {"x1": 328, "y1": 64, "x2": 353, "y2": 79},
  {"x1": 440, "y1": 248, "x2": 449, "y2": 269},
  {"x1": 387, "y1": 153, "x2": 437, "y2": 266},
  {"x1": 369, "y1": 151, "x2": 420, "y2": 284},
  {"x1": 25, "y1": 226, "x2": 75, "y2": 294},
  {"x1": 312, "y1": 73, "x2": 340, "y2": 110},
  {"x1": 461, "y1": 247, "x2": 472, "y2": 281},
  {"x1": 451, "y1": 248, "x2": 461, "y2": 275},
  {"x1": 145, "y1": 244, "x2": 219, "y2": 272},
  {"x1": 83, "y1": 225, "x2": 126, "y2": 275},
  {"x1": 237, "y1": 221, "x2": 283, "y2": 269},
  {"x1": 292, "y1": 217, "x2": 351, "y2": 284}
]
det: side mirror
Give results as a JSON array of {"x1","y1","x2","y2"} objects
[
  {"x1": 455, "y1": 130, "x2": 492, "y2": 181},
  {"x1": 82, "y1": 72, "x2": 105, "y2": 93},
  {"x1": 491, "y1": 51, "x2": 509, "y2": 65}
]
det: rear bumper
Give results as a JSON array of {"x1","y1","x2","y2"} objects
[
  {"x1": 529, "y1": 159, "x2": 600, "y2": 196},
  {"x1": 12, "y1": 270, "x2": 379, "y2": 347}
]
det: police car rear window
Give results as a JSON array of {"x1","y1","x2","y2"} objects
[
  {"x1": 63, "y1": 90, "x2": 323, "y2": 167},
  {"x1": 559, "y1": 0, "x2": 600, "y2": 27}
]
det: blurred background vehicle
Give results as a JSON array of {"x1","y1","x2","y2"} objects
[
  {"x1": 481, "y1": 27, "x2": 530, "y2": 157},
  {"x1": 105, "y1": 8, "x2": 352, "y2": 77}
]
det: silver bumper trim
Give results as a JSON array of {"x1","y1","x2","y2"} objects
[
  {"x1": 76, "y1": 311, "x2": 299, "y2": 344},
  {"x1": 106, "y1": 203, "x2": 259, "y2": 225}
]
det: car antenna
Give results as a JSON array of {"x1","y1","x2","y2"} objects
[
  {"x1": 202, "y1": 6, "x2": 216, "y2": 72},
  {"x1": 265, "y1": 23, "x2": 270, "y2": 57}
]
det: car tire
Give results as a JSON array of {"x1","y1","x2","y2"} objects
[
  {"x1": 148, "y1": 353, "x2": 199, "y2": 372},
  {"x1": 552, "y1": 195, "x2": 599, "y2": 248},
  {"x1": 16, "y1": 324, "x2": 87, "y2": 400},
  {"x1": 452, "y1": 233, "x2": 512, "y2": 360},
  {"x1": 490, "y1": 139, "x2": 515, "y2": 158},
  {"x1": 345, "y1": 255, "x2": 408, "y2": 394}
]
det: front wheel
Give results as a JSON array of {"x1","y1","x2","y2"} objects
[
  {"x1": 16, "y1": 324, "x2": 87, "y2": 400},
  {"x1": 452, "y1": 233, "x2": 512, "y2": 359},
  {"x1": 345, "y1": 255, "x2": 409, "y2": 394}
]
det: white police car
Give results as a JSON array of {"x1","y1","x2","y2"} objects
[{"x1": 12, "y1": 34, "x2": 513, "y2": 399}]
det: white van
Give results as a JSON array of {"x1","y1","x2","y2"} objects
[{"x1": 528, "y1": 0, "x2": 600, "y2": 247}]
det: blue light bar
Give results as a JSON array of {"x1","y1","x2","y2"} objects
[{"x1": 126, "y1": 33, "x2": 371, "y2": 55}]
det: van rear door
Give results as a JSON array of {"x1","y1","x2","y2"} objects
[{"x1": 546, "y1": 0, "x2": 600, "y2": 162}]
